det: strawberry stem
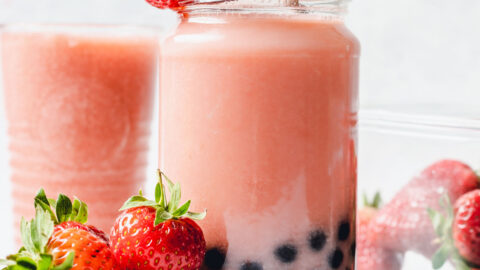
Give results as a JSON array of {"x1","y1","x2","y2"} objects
[
  {"x1": 120, "y1": 170, "x2": 207, "y2": 226},
  {"x1": 362, "y1": 191, "x2": 382, "y2": 209}
]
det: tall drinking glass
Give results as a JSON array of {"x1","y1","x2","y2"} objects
[
  {"x1": 159, "y1": 1, "x2": 360, "y2": 269},
  {"x1": 1, "y1": 24, "x2": 158, "y2": 241}
]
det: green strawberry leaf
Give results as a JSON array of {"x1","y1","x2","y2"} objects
[
  {"x1": 55, "y1": 195, "x2": 72, "y2": 223},
  {"x1": 160, "y1": 171, "x2": 175, "y2": 191},
  {"x1": 70, "y1": 199, "x2": 80, "y2": 220},
  {"x1": 37, "y1": 255, "x2": 52, "y2": 270},
  {"x1": 372, "y1": 192, "x2": 382, "y2": 208},
  {"x1": 427, "y1": 208, "x2": 445, "y2": 237},
  {"x1": 428, "y1": 192, "x2": 470, "y2": 270},
  {"x1": 16, "y1": 257, "x2": 36, "y2": 270},
  {"x1": 75, "y1": 201, "x2": 88, "y2": 224},
  {"x1": 0, "y1": 259, "x2": 15, "y2": 266},
  {"x1": 34, "y1": 190, "x2": 50, "y2": 208},
  {"x1": 20, "y1": 218, "x2": 35, "y2": 255},
  {"x1": 51, "y1": 252, "x2": 74, "y2": 270},
  {"x1": 155, "y1": 182, "x2": 162, "y2": 204},
  {"x1": 432, "y1": 244, "x2": 450, "y2": 269},
  {"x1": 157, "y1": 171, "x2": 167, "y2": 208},
  {"x1": 7, "y1": 248, "x2": 27, "y2": 262},
  {"x1": 154, "y1": 209, "x2": 173, "y2": 226},
  {"x1": 68, "y1": 199, "x2": 88, "y2": 224},
  {"x1": 362, "y1": 191, "x2": 382, "y2": 209},
  {"x1": 172, "y1": 200, "x2": 191, "y2": 217},
  {"x1": 34, "y1": 190, "x2": 88, "y2": 225},
  {"x1": 47, "y1": 199, "x2": 56, "y2": 210},
  {"x1": 119, "y1": 196, "x2": 159, "y2": 211},
  {"x1": 120, "y1": 195, "x2": 147, "y2": 206},
  {"x1": 31, "y1": 207, "x2": 54, "y2": 254},
  {"x1": 34, "y1": 199, "x2": 56, "y2": 225},
  {"x1": 167, "y1": 183, "x2": 181, "y2": 213},
  {"x1": 186, "y1": 210, "x2": 207, "y2": 220}
]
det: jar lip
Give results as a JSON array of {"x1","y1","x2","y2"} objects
[
  {"x1": 359, "y1": 108, "x2": 480, "y2": 140},
  {"x1": 183, "y1": 0, "x2": 348, "y2": 15},
  {"x1": 0, "y1": 23, "x2": 162, "y2": 37}
]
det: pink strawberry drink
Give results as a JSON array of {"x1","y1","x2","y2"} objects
[
  {"x1": 160, "y1": 11, "x2": 359, "y2": 270},
  {"x1": 1, "y1": 24, "x2": 158, "y2": 239}
]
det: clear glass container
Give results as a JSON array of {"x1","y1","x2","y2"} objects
[
  {"x1": 358, "y1": 106, "x2": 480, "y2": 270},
  {"x1": 159, "y1": 2, "x2": 360, "y2": 269},
  {"x1": 0, "y1": 24, "x2": 159, "y2": 243}
]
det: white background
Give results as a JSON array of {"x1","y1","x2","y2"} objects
[{"x1": 1, "y1": 0, "x2": 480, "y2": 269}]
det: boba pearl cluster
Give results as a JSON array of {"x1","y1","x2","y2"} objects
[{"x1": 202, "y1": 220, "x2": 355, "y2": 270}]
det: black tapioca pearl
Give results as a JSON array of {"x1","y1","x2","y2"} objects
[
  {"x1": 337, "y1": 220, "x2": 351, "y2": 241},
  {"x1": 240, "y1": 261, "x2": 263, "y2": 270},
  {"x1": 274, "y1": 244, "x2": 298, "y2": 263},
  {"x1": 350, "y1": 242, "x2": 356, "y2": 257},
  {"x1": 308, "y1": 229, "x2": 327, "y2": 252},
  {"x1": 204, "y1": 248, "x2": 226, "y2": 270},
  {"x1": 328, "y1": 248, "x2": 344, "y2": 269}
]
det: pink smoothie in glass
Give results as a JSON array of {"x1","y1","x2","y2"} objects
[
  {"x1": 1, "y1": 25, "x2": 158, "y2": 239},
  {"x1": 160, "y1": 14, "x2": 359, "y2": 270}
]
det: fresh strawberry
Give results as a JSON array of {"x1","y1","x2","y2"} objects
[
  {"x1": 427, "y1": 191, "x2": 480, "y2": 270},
  {"x1": 53, "y1": 221, "x2": 109, "y2": 243},
  {"x1": 47, "y1": 222, "x2": 116, "y2": 270},
  {"x1": 110, "y1": 170, "x2": 206, "y2": 270},
  {"x1": 146, "y1": 0, "x2": 194, "y2": 11},
  {"x1": 357, "y1": 193, "x2": 403, "y2": 270},
  {"x1": 0, "y1": 189, "x2": 117, "y2": 270},
  {"x1": 371, "y1": 160, "x2": 479, "y2": 258},
  {"x1": 454, "y1": 190, "x2": 480, "y2": 267}
]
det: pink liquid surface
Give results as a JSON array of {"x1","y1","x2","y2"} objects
[
  {"x1": 160, "y1": 15, "x2": 359, "y2": 269},
  {"x1": 2, "y1": 25, "x2": 158, "y2": 238}
]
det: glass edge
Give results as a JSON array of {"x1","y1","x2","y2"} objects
[
  {"x1": 184, "y1": 0, "x2": 348, "y2": 16},
  {"x1": 359, "y1": 109, "x2": 480, "y2": 137}
]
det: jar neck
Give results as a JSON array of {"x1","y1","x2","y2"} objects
[{"x1": 182, "y1": 0, "x2": 348, "y2": 18}]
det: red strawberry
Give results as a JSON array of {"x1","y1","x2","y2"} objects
[
  {"x1": 371, "y1": 160, "x2": 479, "y2": 258},
  {"x1": 427, "y1": 191, "x2": 480, "y2": 270},
  {"x1": 0, "y1": 189, "x2": 117, "y2": 270},
  {"x1": 357, "y1": 193, "x2": 403, "y2": 270},
  {"x1": 146, "y1": 0, "x2": 194, "y2": 11},
  {"x1": 47, "y1": 222, "x2": 117, "y2": 270},
  {"x1": 453, "y1": 190, "x2": 480, "y2": 267},
  {"x1": 110, "y1": 170, "x2": 206, "y2": 270},
  {"x1": 53, "y1": 221, "x2": 109, "y2": 243}
]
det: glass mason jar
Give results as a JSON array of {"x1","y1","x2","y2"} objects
[{"x1": 159, "y1": 1, "x2": 360, "y2": 269}]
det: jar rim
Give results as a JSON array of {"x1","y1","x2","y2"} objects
[
  {"x1": 359, "y1": 108, "x2": 480, "y2": 140},
  {"x1": 183, "y1": 0, "x2": 348, "y2": 16}
]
